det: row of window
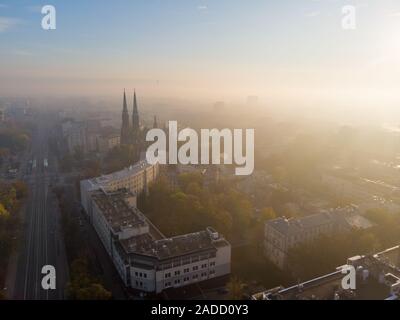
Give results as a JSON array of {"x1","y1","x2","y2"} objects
[
  {"x1": 135, "y1": 271, "x2": 148, "y2": 279},
  {"x1": 158, "y1": 253, "x2": 217, "y2": 270},
  {"x1": 109, "y1": 175, "x2": 144, "y2": 190},
  {"x1": 164, "y1": 262, "x2": 216, "y2": 279},
  {"x1": 164, "y1": 270, "x2": 216, "y2": 288}
]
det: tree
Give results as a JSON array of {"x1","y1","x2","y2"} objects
[
  {"x1": 12, "y1": 181, "x2": 28, "y2": 199},
  {"x1": 73, "y1": 146, "x2": 84, "y2": 162},
  {"x1": 104, "y1": 145, "x2": 134, "y2": 173},
  {"x1": 0, "y1": 203, "x2": 9, "y2": 218},
  {"x1": 82, "y1": 160, "x2": 101, "y2": 179},
  {"x1": 226, "y1": 276, "x2": 245, "y2": 300},
  {"x1": 75, "y1": 283, "x2": 112, "y2": 300},
  {"x1": 60, "y1": 154, "x2": 73, "y2": 172},
  {"x1": 67, "y1": 258, "x2": 112, "y2": 300},
  {"x1": 260, "y1": 207, "x2": 276, "y2": 221}
]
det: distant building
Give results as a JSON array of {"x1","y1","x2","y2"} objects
[
  {"x1": 264, "y1": 206, "x2": 373, "y2": 269},
  {"x1": 246, "y1": 96, "x2": 259, "y2": 107},
  {"x1": 0, "y1": 107, "x2": 5, "y2": 122},
  {"x1": 80, "y1": 159, "x2": 159, "y2": 214},
  {"x1": 213, "y1": 101, "x2": 225, "y2": 112},
  {"x1": 61, "y1": 119, "x2": 88, "y2": 154},
  {"x1": 252, "y1": 245, "x2": 400, "y2": 300},
  {"x1": 85, "y1": 188, "x2": 231, "y2": 294},
  {"x1": 97, "y1": 133, "x2": 120, "y2": 153}
]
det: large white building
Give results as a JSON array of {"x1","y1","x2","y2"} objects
[
  {"x1": 86, "y1": 188, "x2": 231, "y2": 294},
  {"x1": 80, "y1": 160, "x2": 159, "y2": 214}
]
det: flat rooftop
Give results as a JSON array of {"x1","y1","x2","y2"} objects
[
  {"x1": 120, "y1": 228, "x2": 230, "y2": 260},
  {"x1": 268, "y1": 213, "x2": 333, "y2": 235},
  {"x1": 253, "y1": 246, "x2": 400, "y2": 300},
  {"x1": 91, "y1": 189, "x2": 147, "y2": 233},
  {"x1": 266, "y1": 205, "x2": 370, "y2": 236},
  {"x1": 88, "y1": 160, "x2": 153, "y2": 187}
]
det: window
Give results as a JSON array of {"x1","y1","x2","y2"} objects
[
  {"x1": 175, "y1": 270, "x2": 180, "y2": 276},
  {"x1": 193, "y1": 274, "x2": 198, "y2": 280},
  {"x1": 210, "y1": 270, "x2": 215, "y2": 275},
  {"x1": 165, "y1": 282, "x2": 171, "y2": 288},
  {"x1": 165, "y1": 273, "x2": 171, "y2": 279},
  {"x1": 201, "y1": 264, "x2": 207, "y2": 269},
  {"x1": 135, "y1": 272, "x2": 138, "y2": 277},
  {"x1": 210, "y1": 262, "x2": 216, "y2": 267},
  {"x1": 144, "y1": 274, "x2": 147, "y2": 278},
  {"x1": 193, "y1": 266, "x2": 199, "y2": 271},
  {"x1": 174, "y1": 279, "x2": 180, "y2": 285},
  {"x1": 184, "y1": 268, "x2": 190, "y2": 273},
  {"x1": 184, "y1": 277, "x2": 190, "y2": 282}
]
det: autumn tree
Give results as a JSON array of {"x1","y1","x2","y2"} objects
[{"x1": 226, "y1": 276, "x2": 244, "y2": 300}]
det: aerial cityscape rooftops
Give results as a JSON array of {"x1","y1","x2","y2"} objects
[
  {"x1": 120, "y1": 227, "x2": 229, "y2": 260},
  {"x1": 93, "y1": 160, "x2": 152, "y2": 185},
  {"x1": 91, "y1": 189, "x2": 146, "y2": 234},
  {"x1": 252, "y1": 245, "x2": 400, "y2": 300}
]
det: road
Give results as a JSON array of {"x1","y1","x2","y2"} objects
[{"x1": 13, "y1": 114, "x2": 68, "y2": 300}]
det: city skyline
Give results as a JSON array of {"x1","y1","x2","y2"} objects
[{"x1": 1, "y1": 1, "x2": 400, "y2": 110}]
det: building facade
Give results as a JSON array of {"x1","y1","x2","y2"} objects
[
  {"x1": 253, "y1": 245, "x2": 400, "y2": 300},
  {"x1": 61, "y1": 119, "x2": 88, "y2": 154},
  {"x1": 264, "y1": 206, "x2": 373, "y2": 269},
  {"x1": 80, "y1": 159, "x2": 159, "y2": 215},
  {"x1": 97, "y1": 133, "x2": 121, "y2": 153},
  {"x1": 85, "y1": 188, "x2": 231, "y2": 294}
]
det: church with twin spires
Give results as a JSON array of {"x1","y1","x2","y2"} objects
[{"x1": 120, "y1": 90, "x2": 159, "y2": 162}]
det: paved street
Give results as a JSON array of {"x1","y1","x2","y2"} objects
[{"x1": 13, "y1": 115, "x2": 69, "y2": 300}]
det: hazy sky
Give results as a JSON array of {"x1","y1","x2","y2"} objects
[{"x1": 1, "y1": 0, "x2": 400, "y2": 107}]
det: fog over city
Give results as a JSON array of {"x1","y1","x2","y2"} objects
[{"x1": 1, "y1": 0, "x2": 400, "y2": 312}]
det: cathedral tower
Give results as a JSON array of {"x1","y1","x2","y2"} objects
[{"x1": 121, "y1": 89, "x2": 130, "y2": 145}]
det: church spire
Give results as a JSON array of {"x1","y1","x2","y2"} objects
[
  {"x1": 121, "y1": 89, "x2": 130, "y2": 145},
  {"x1": 132, "y1": 90, "x2": 139, "y2": 131},
  {"x1": 123, "y1": 89, "x2": 128, "y2": 112},
  {"x1": 153, "y1": 115, "x2": 158, "y2": 129}
]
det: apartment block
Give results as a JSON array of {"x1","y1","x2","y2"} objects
[
  {"x1": 264, "y1": 206, "x2": 373, "y2": 269},
  {"x1": 253, "y1": 246, "x2": 400, "y2": 300},
  {"x1": 86, "y1": 188, "x2": 231, "y2": 294},
  {"x1": 80, "y1": 160, "x2": 159, "y2": 215}
]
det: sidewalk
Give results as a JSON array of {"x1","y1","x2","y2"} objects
[
  {"x1": 4, "y1": 202, "x2": 27, "y2": 300},
  {"x1": 4, "y1": 249, "x2": 18, "y2": 299}
]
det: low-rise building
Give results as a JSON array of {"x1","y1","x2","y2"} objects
[
  {"x1": 97, "y1": 133, "x2": 120, "y2": 153},
  {"x1": 264, "y1": 206, "x2": 373, "y2": 269},
  {"x1": 61, "y1": 119, "x2": 88, "y2": 154},
  {"x1": 252, "y1": 245, "x2": 400, "y2": 300}
]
